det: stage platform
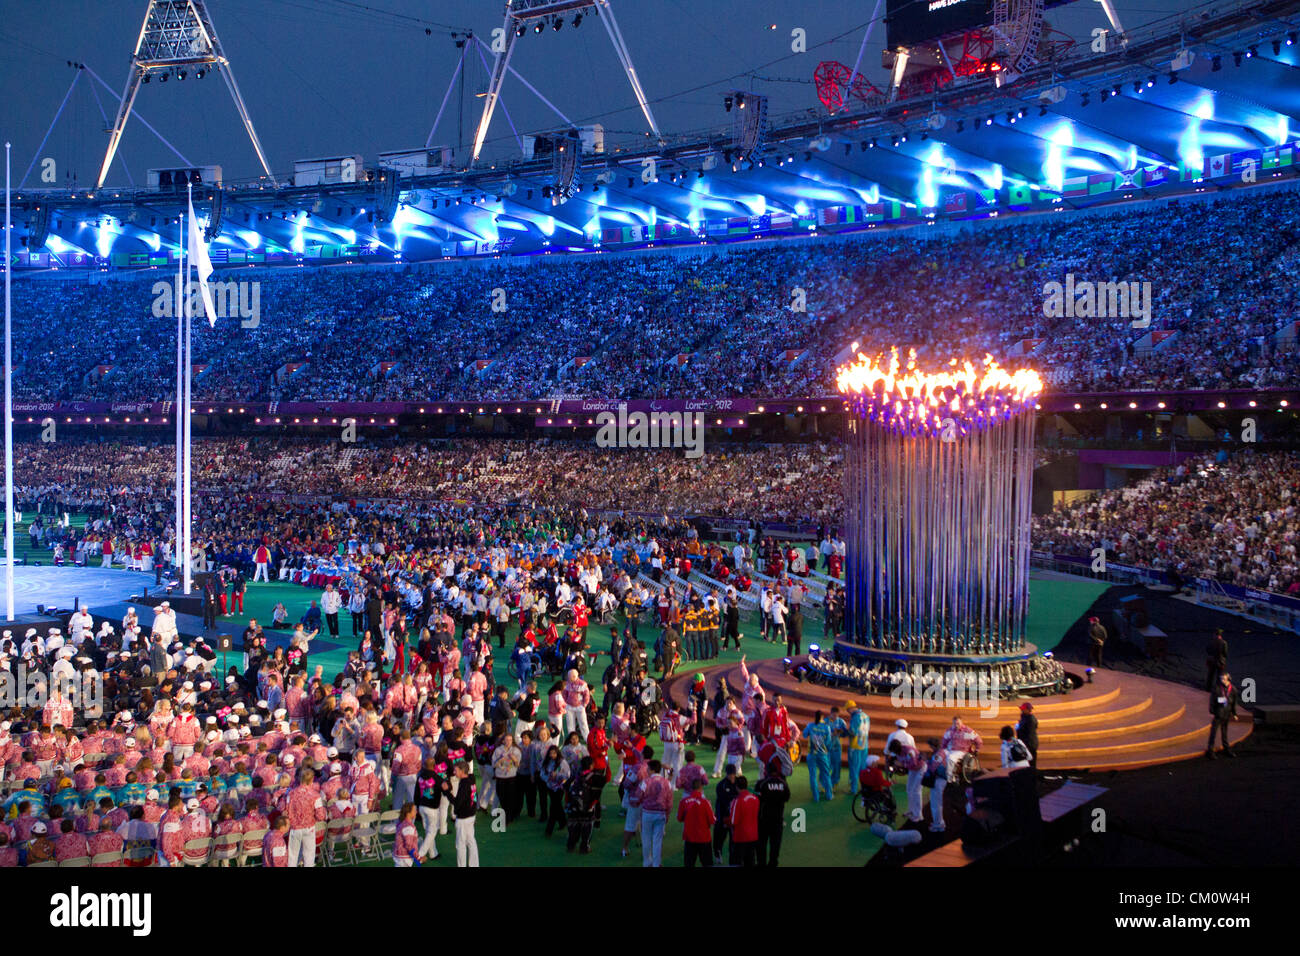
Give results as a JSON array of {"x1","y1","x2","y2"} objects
[
  {"x1": 4, "y1": 564, "x2": 154, "y2": 615},
  {"x1": 666, "y1": 656, "x2": 1253, "y2": 771}
]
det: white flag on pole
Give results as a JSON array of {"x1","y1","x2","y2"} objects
[{"x1": 187, "y1": 193, "x2": 219, "y2": 327}]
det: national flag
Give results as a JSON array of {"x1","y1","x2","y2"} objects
[
  {"x1": 1061, "y1": 176, "x2": 1088, "y2": 198},
  {"x1": 769, "y1": 212, "x2": 794, "y2": 230},
  {"x1": 863, "y1": 202, "x2": 885, "y2": 222},
  {"x1": 1205, "y1": 153, "x2": 1233, "y2": 178},
  {"x1": 1142, "y1": 166, "x2": 1168, "y2": 188},
  {"x1": 1263, "y1": 145, "x2": 1294, "y2": 169},
  {"x1": 1006, "y1": 183, "x2": 1033, "y2": 206},
  {"x1": 654, "y1": 223, "x2": 688, "y2": 240},
  {"x1": 1087, "y1": 173, "x2": 1113, "y2": 196},
  {"x1": 817, "y1": 207, "x2": 843, "y2": 227},
  {"x1": 187, "y1": 193, "x2": 218, "y2": 327},
  {"x1": 943, "y1": 192, "x2": 968, "y2": 214},
  {"x1": 974, "y1": 187, "x2": 997, "y2": 208},
  {"x1": 1114, "y1": 168, "x2": 1143, "y2": 189}
]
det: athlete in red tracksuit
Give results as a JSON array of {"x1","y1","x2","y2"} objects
[
  {"x1": 728, "y1": 782, "x2": 760, "y2": 867},
  {"x1": 676, "y1": 781, "x2": 716, "y2": 867},
  {"x1": 761, "y1": 701, "x2": 792, "y2": 746}
]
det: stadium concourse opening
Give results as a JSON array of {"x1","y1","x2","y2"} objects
[{"x1": 0, "y1": 0, "x2": 1297, "y2": 925}]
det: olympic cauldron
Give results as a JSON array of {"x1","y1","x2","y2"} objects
[{"x1": 829, "y1": 348, "x2": 1064, "y2": 696}]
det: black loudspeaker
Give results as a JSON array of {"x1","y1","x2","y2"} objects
[
  {"x1": 970, "y1": 767, "x2": 1042, "y2": 837},
  {"x1": 1118, "y1": 593, "x2": 1149, "y2": 628},
  {"x1": 961, "y1": 807, "x2": 1007, "y2": 846}
]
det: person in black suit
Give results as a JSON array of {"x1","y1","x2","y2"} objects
[
  {"x1": 786, "y1": 604, "x2": 804, "y2": 657},
  {"x1": 1016, "y1": 702, "x2": 1040, "y2": 767},
  {"x1": 1206, "y1": 672, "x2": 1239, "y2": 759},
  {"x1": 1087, "y1": 616, "x2": 1107, "y2": 667},
  {"x1": 201, "y1": 575, "x2": 218, "y2": 631}
]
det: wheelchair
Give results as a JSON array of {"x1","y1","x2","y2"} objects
[{"x1": 852, "y1": 785, "x2": 898, "y2": 825}]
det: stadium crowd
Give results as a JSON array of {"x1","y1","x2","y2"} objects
[
  {"x1": 10, "y1": 189, "x2": 1300, "y2": 403},
  {"x1": 15, "y1": 436, "x2": 1300, "y2": 598},
  {"x1": 1033, "y1": 450, "x2": 1300, "y2": 595},
  {"x1": 15, "y1": 437, "x2": 842, "y2": 529}
]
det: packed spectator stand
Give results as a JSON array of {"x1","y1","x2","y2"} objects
[{"x1": 9, "y1": 189, "x2": 1299, "y2": 404}]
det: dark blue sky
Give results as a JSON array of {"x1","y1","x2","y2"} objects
[{"x1": 0, "y1": 0, "x2": 1194, "y2": 186}]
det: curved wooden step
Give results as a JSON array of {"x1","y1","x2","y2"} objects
[{"x1": 667, "y1": 658, "x2": 1255, "y2": 772}]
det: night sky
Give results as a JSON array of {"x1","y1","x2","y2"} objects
[{"x1": 0, "y1": 0, "x2": 1195, "y2": 186}]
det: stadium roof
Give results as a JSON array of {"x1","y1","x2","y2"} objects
[{"x1": 9, "y1": 0, "x2": 1300, "y2": 267}]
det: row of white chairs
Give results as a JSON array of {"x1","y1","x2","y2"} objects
[{"x1": 24, "y1": 809, "x2": 407, "y2": 868}]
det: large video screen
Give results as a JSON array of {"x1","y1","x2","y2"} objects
[{"x1": 885, "y1": 0, "x2": 993, "y2": 49}]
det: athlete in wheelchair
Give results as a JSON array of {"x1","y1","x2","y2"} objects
[{"x1": 851, "y1": 755, "x2": 898, "y2": 825}]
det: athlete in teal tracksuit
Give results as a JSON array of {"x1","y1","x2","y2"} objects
[
  {"x1": 827, "y1": 709, "x2": 849, "y2": 791},
  {"x1": 847, "y1": 705, "x2": 871, "y2": 793},
  {"x1": 803, "y1": 713, "x2": 834, "y2": 802}
]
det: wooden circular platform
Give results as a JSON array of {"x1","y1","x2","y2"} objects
[{"x1": 666, "y1": 657, "x2": 1253, "y2": 772}]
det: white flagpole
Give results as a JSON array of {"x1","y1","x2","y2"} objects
[
  {"x1": 183, "y1": 183, "x2": 193, "y2": 595},
  {"x1": 175, "y1": 207, "x2": 184, "y2": 572},
  {"x1": 4, "y1": 141, "x2": 13, "y2": 622}
]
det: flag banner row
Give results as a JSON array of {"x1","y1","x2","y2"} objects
[{"x1": 10, "y1": 145, "x2": 1298, "y2": 272}]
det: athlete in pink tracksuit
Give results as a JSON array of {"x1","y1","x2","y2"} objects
[{"x1": 562, "y1": 671, "x2": 591, "y2": 740}]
